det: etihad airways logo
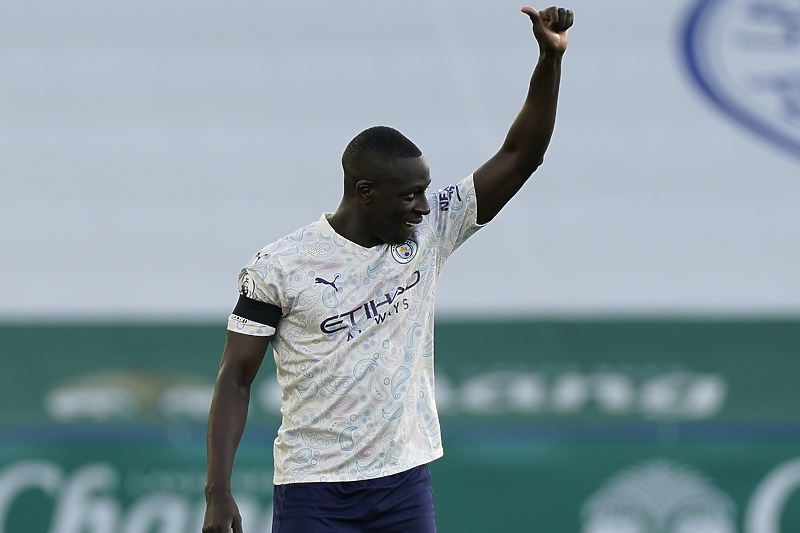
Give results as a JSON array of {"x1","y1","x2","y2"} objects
[{"x1": 320, "y1": 270, "x2": 421, "y2": 337}]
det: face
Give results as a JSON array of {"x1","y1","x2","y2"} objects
[{"x1": 362, "y1": 156, "x2": 431, "y2": 245}]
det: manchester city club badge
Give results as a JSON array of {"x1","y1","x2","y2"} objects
[
  {"x1": 391, "y1": 240, "x2": 418, "y2": 264},
  {"x1": 682, "y1": 0, "x2": 800, "y2": 159}
]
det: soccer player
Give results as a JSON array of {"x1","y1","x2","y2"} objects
[{"x1": 203, "y1": 6, "x2": 573, "y2": 533}]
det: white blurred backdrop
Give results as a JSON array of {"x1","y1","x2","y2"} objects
[{"x1": 1, "y1": 0, "x2": 798, "y2": 320}]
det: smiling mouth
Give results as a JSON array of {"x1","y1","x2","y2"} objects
[{"x1": 404, "y1": 220, "x2": 423, "y2": 227}]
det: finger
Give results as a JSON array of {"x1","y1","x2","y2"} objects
[
  {"x1": 564, "y1": 9, "x2": 574, "y2": 30},
  {"x1": 556, "y1": 7, "x2": 568, "y2": 29},
  {"x1": 520, "y1": 6, "x2": 540, "y2": 21},
  {"x1": 546, "y1": 6, "x2": 560, "y2": 26},
  {"x1": 233, "y1": 517, "x2": 244, "y2": 533}
]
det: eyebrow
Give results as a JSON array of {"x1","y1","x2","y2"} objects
[{"x1": 399, "y1": 180, "x2": 431, "y2": 194}]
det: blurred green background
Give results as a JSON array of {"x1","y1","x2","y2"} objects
[{"x1": 2, "y1": 320, "x2": 798, "y2": 533}]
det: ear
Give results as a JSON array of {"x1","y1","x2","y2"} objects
[{"x1": 356, "y1": 180, "x2": 374, "y2": 204}]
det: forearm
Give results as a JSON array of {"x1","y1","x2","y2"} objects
[
  {"x1": 500, "y1": 49, "x2": 563, "y2": 174},
  {"x1": 205, "y1": 366, "x2": 252, "y2": 497},
  {"x1": 471, "y1": 7, "x2": 571, "y2": 224}
]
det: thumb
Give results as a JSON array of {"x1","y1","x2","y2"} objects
[{"x1": 521, "y1": 6, "x2": 540, "y2": 21}]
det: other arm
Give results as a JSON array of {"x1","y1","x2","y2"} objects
[
  {"x1": 473, "y1": 6, "x2": 574, "y2": 224},
  {"x1": 203, "y1": 331, "x2": 272, "y2": 533}
]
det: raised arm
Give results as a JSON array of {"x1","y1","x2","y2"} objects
[
  {"x1": 473, "y1": 6, "x2": 573, "y2": 224},
  {"x1": 203, "y1": 331, "x2": 272, "y2": 533}
]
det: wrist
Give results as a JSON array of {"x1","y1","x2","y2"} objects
[
  {"x1": 204, "y1": 480, "x2": 232, "y2": 498},
  {"x1": 538, "y1": 49, "x2": 565, "y2": 62}
]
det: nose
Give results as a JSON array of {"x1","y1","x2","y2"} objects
[{"x1": 415, "y1": 193, "x2": 431, "y2": 215}]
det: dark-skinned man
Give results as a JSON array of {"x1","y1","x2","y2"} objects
[{"x1": 204, "y1": 6, "x2": 573, "y2": 532}]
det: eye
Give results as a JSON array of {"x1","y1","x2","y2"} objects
[{"x1": 403, "y1": 193, "x2": 415, "y2": 201}]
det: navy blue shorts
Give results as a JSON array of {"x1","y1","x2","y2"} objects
[{"x1": 271, "y1": 464, "x2": 437, "y2": 533}]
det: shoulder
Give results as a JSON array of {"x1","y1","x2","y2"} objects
[
  {"x1": 425, "y1": 175, "x2": 476, "y2": 214},
  {"x1": 245, "y1": 219, "x2": 324, "y2": 267}
]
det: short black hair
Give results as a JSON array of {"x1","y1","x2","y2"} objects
[{"x1": 342, "y1": 126, "x2": 422, "y2": 171}]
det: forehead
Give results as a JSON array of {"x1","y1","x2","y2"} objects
[{"x1": 379, "y1": 156, "x2": 431, "y2": 190}]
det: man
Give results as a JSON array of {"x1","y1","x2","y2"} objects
[{"x1": 203, "y1": 6, "x2": 573, "y2": 532}]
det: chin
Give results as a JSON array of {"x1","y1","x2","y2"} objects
[
  {"x1": 376, "y1": 225, "x2": 414, "y2": 246},
  {"x1": 383, "y1": 230, "x2": 411, "y2": 245}
]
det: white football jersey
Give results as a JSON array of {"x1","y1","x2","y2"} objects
[{"x1": 228, "y1": 175, "x2": 483, "y2": 484}]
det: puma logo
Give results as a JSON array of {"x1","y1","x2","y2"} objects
[{"x1": 314, "y1": 274, "x2": 340, "y2": 291}]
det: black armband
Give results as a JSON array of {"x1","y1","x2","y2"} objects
[{"x1": 232, "y1": 295, "x2": 282, "y2": 327}]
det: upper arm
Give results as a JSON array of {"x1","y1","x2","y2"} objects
[
  {"x1": 218, "y1": 330, "x2": 273, "y2": 387},
  {"x1": 473, "y1": 150, "x2": 540, "y2": 224},
  {"x1": 222, "y1": 294, "x2": 281, "y2": 386},
  {"x1": 223, "y1": 248, "x2": 284, "y2": 385}
]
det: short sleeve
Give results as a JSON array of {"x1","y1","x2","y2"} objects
[
  {"x1": 426, "y1": 174, "x2": 484, "y2": 271},
  {"x1": 227, "y1": 250, "x2": 285, "y2": 337}
]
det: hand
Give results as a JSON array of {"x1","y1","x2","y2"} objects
[
  {"x1": 202, "y1": 492, "x2": 243, "y2": 533},
  {"x1": 521, "y1": 6, "x2": 573, "y2": 53}
]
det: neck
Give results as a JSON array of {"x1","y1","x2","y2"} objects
[{"x1": 327, "y1": 204, "x2": 382, "y2": 248}]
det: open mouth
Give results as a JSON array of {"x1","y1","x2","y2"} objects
[{"x1": 404, "y1": 220, "x2": 423, "y2": 228}]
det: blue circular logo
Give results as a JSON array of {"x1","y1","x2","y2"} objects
[
  {"x1": 391, "y1": 240, "x2": 418, "y2": 264},
  {"x1": 682, "y1": 0, "x2": 800, "y2": 159}
]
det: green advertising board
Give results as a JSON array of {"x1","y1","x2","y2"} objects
[{"x1": 1, "y1": 320, "x2": 799, "y2": 532}]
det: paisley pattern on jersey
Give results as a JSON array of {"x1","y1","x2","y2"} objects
[{"x1": 229, "y1": 175, "x2": 483, "y2": 484}]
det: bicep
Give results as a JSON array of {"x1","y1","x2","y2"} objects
[
  {"x1": 223, "y1": 292, "x2": 282, "y2": 384},
  {"x1": 473, "y1": 150, "x2": 537, "y2": 224},
  {"x1": 218, "y1": 331, "x2": 273, "y2": 386}
]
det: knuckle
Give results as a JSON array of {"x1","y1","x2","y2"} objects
[{"x1": 202, "y1": 519, "x2": 221, "y2": 533}]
